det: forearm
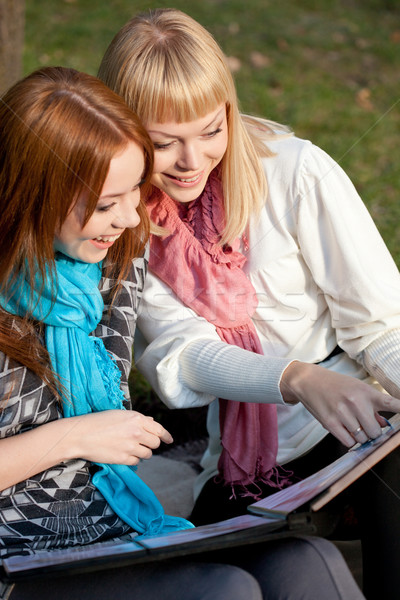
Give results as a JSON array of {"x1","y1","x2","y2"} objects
[
  {"x1": 0, "y1": 409, "x2": 172, "y2": 492},
  {"x1": 0, "y1": 417, "x2": 80, "y2": 491},
  {"x1": 179, "y1": 339, "x2": 292, "y2": 404}
]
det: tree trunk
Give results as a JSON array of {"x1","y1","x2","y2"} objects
[{"x1": 0, "y1": 0, "x2": 25, "y2": 94}]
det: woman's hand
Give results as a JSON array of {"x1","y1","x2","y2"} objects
[
  {"x1": 281, "y1": 361, "x2": 400, "y2": 447},
  {"x1": 67, "y1": 410, "x2": 173, "y2": 465},
  {"x1": 0, "y1": 410, "x2": 173, "y2": 492}
]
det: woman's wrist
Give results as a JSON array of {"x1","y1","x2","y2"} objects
[{"x1": 279, "y1": 360, "x2": 312, "y2": 405}]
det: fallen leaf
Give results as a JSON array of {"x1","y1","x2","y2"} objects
[
  {"x1": 332, "y1": 32, "x2": 346, "y2": 44},
  {"x1": 226, "y1": 56, "x2": 242, "y2": 72},
  {"x1": 277, "y1": 38, "x2": 289, "y2": 51},
  {"x1": 355, "y1": 38, "x2": 370, "y2": 49},
  {"x1": 356, "y1": 88, "x2": 374, "y2": 111},
  {"x1": 390, "y1": 31, "x2": 400, "y2": 43},
  {"x1": 250, "y1": 52, "x2": 271, "y2": 68},
  {"x1": 228, "y1": 22, "x2": 240, "y2": 35}
]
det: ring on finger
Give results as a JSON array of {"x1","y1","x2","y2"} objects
[{"x1": 350, "y1": 426, "x2": 363, "y2": 436}]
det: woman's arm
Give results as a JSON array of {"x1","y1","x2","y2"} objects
[
  {"x1": 179, "y1": 339, "x2": 291, "y2": 403},
  {"x1": 136, "y1": 273, "x2": 225, "y2": 407},
  {"x1": 137, "y1": 250, "x2": 400, "y2": 449},
  {"x1": 179, "y1": 336, "x2": 400, "y2": 448},
  {"x1": 0, "y1": 409, "x2": 172, "y2": 492}
]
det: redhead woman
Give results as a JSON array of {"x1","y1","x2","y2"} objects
[{"x1": 0, "y1": 66, "x2": 298, "y2": 600}]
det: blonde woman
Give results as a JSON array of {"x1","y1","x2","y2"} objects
[{"x1": 99, "y1": 9, "x2": 400, "y2": 598}]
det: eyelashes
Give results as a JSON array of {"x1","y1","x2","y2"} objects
[
  {"x1": 96, "y1": 202, "x2": 116, "y2": 213},
  {"x1": 152, "y1": 127, "x2": 223, "y2": 151}
]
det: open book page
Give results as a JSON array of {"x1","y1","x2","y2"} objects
[{"x1": 249, "y1": 414, "x2": 400, "y2": 518}]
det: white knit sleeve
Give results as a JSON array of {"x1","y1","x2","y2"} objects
[{"x1": 179, "y1": 339, "x2": 291, "y2": 404}]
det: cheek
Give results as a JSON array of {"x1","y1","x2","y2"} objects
[
  {"x1": 56, "y1": 216, "x2": 76, "y2": 244},
  {"x1": 58, "y1": 204, "x2": 86, "y2": 239},
  {"x1": 215, "y1": 131, "x2": 228, "y2": 159},
  {"x1": 78, "y1": 214, "x2": 106, "y2": 239},
  {"x1": 207, "y1": 132, "x2": 228, "y2": 162},
  {"x1": 152, "y1": 153, "x2": 170, "y2": 175}
]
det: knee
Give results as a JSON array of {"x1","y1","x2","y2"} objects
[
  {"x1": 238, "y1": 536, "x2": 363, "y2": 600},
  {"x1": 197, "y1": 563, "x2": 263, "y2": 600}
]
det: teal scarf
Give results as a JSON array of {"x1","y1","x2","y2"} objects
[{"x1": 1, "y1": 254, "x2": 193, "y2": 537}]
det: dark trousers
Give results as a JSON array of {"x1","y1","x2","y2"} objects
[{"x1": 10, "y1": 535, "x2": 363, "y2": 600}]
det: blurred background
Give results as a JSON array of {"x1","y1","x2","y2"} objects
[
  {"x1": 19, "y1": 0, "x2": 400, "y2": 263},
  {"x1": 2, "y1": 0, "x2": 399, "y2": 437}
]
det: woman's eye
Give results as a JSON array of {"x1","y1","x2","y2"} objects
[
  {"x1": 97, "y1": 203, "x2": 115, "y2": 212},
  {"x1": 205, "y1": 127, "x2": 222, "y2": 138},
  {"x1": 153, "y1": 142, "x2": 172, "y2": 150}
]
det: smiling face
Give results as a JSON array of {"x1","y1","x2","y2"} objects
[
  {"x1": 54, "y1": 141, "x2": 145, "y2": 263},
  {"x1": 146, "y1": 104, "x2": 228, "y2": 204}
]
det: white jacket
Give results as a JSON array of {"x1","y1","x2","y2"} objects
[{"x1": 136, "y1": 134, "x2": 400, "y2": 497}]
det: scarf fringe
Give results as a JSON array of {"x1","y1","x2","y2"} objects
[
  {"x1": 216, "y1": 463, "x2": 294, "y2": 502},
  {"x1": 92, "y1": 337, "x2": 126, "y2": 408}
]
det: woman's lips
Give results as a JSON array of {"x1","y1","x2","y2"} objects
[
  {"x1": 164, "y1": 172, "x2": 204, "y2": 187},
  {"x1": 89, "y1": 234, "x2": 121, "y2": 249}
]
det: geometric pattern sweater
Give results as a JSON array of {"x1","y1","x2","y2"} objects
[{"x1": 0, "y1": 256, "x2": 147, "y2": 561}]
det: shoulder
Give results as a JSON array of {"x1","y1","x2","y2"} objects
[
  {"x1": 261, "y1": 134, "x2": 316, "y2": 177},
  {"x1": 257, "y1": 135, "x2": 311, "y2": 213},
  {"x1": 260, "y1": 135, "x2": 348, "y2": 201},
  {"x1": 96, "y1": 252, "x2": 149, "y2": 349},
  {"x1": 127, "y1": 249, "x2": 149, "y2": 289},
  {"x1": 100, "y1": 249, "x2": 149, "y2": 309}
]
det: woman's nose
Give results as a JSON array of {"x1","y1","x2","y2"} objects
[
  {"x1": 112, "y1": 195, "x2": 141, "y2": 229},
  {"x1": 176, "y1": 143, "x2": 200, "y2": 171}
]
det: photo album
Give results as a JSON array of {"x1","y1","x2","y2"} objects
[{"x1": 2, "y1": 414, "x2": 399, "y2": 582}]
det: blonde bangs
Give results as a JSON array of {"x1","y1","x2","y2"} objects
[{"x1": 117, "y1": 46, "x2": 230, "y2": 125}]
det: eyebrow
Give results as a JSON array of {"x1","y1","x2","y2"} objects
[
  {"x1": 148, "y1": 107, "x2": 225, "y2": 138},
  {"x1": 202, "y1": 108, "x2": 225, "y2": 131}
]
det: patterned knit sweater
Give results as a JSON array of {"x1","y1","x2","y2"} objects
[{"x1": 0, "y1": 256, "x2": 147, "y2": 563}]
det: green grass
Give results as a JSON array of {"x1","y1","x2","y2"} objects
[
  {"x1": 24, "y1": 0, "x2": 400, "y2": 424},
  {"x1": 24, "y1": 0, "x2": 400, "y2": 263}
]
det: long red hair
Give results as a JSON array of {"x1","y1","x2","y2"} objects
[{"x1": 0, "y1": 66, "x2": 153, "y2": 394}]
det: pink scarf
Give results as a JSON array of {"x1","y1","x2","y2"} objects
[{"x1": 147, "y1": 171, "x2": 286, "y2": 495}]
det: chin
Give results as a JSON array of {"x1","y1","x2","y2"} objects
[
  {"x1": 63, "y1": 250, "x2": 108, "y2": 264},
  {"x1": 84, "y1": 252, "x2": 108, "y2": 263},
  {"x1": 170, "y1": 186, "x2": 207, "y2": 204}
]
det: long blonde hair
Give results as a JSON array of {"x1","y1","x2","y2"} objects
[{"x1": 98, "y1": 8, "x2": 290, "y2": 244}]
